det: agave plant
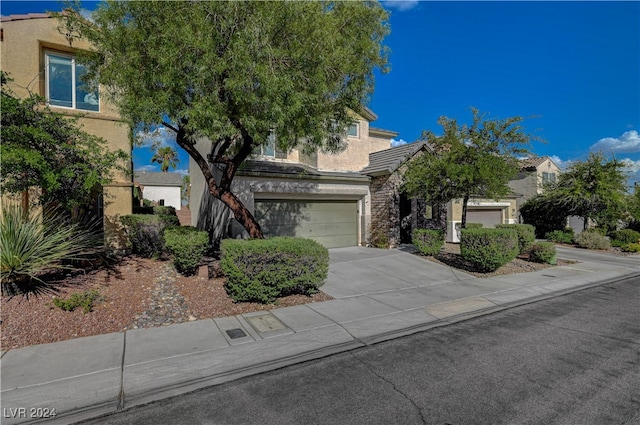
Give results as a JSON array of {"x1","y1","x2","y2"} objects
[{"x1": 0, "y1": 203, "x2": 103, "y2": 295}]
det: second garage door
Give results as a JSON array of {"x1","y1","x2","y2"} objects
[
  {"x1": 254, "y1": 200, "x2": 358, "y2": 248},
  {"x1": 466, "y1": 209, "x2": 503, "y2": 228}
]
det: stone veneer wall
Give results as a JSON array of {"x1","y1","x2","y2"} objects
[{"x1": 370, "y1": 173, "x2": 403, "y2": 248}]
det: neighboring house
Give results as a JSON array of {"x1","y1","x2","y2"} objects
[
  {"x1": 134, "y1": 172, "x2": 183, "y2": 210},
  {"x1": 190, "y1": 108, "x2": 399, "y2": 248},
  {"x1": 0, "y1": 13, "x2": 132, "y2": 251},
  {"x1": 509, "y1": 156, "x2": 561, "y2": 213}
]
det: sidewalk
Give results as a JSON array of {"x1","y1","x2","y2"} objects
[{"x1": 1, "y1": 246, "x2": 638, "y2": 424}]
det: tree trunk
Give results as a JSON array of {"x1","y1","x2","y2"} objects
[
  {"x1": 461, "y1": 194, "x2": 470, "y2": 229},
  {"x1": 219, "y1": 190, "x2": 264, "y2": 239}
]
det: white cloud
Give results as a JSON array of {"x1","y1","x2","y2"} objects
[
  {"x1": 383, "y1": 0, "x2": 420, "y2": 12},
  {"x1": 134, "y1": 165, "x2": 158, "y2": 173},
  {"x1": 135, "y1": 127, "x2": 177, "y2": 149},
  {"x1": 550, "y1": 155, "x2": 572, "y2": 170},
  {"x1": 621, "y1": 158, "x2": 640, "y2": 174},
  {"x1": 391, "y1": 138, "x2": 408, "y2": 147},
  {"x1": 590, "y1": 130, "x2": 640, "y2": 155},
  {"x1": 174, "y1": 168, "x2": 190, "y2": 177}
]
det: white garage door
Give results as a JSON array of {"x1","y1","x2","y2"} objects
[
  {"x1": 466, "y1": 209, "x2": 503, "y2": 228},
  {"x1": 254, "y1": 200, "x2": 358, "y2": 248}
]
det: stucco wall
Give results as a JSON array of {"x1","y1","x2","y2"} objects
[
  {"x1": 1, "y1": 16, "x2": 132, "y2": 250},
  {"x1": 141, "y1": 186, "x2": 182, "y2": 210}
]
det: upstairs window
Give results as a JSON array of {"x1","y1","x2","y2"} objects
[
  {"x1": 542, "y1": 172, "x2": 557, "y2": 185},
  {"x1": 45, "y1": 52, "x2": 99, "y2": 112},
  {"x1": 253, "y1": 130, "x2": 286, "y2": 159},
  {"x1": 347, "y1": 123, "x2": 359, "y2": 137}
]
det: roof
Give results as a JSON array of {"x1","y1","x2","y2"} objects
[
  {"x1": 134, "y1": 172, "x2": 183, "y2": 187},
  {"x1": 1, "y1": 13, "x2": 52, "y2": 22},
  {"x1": 369, "y1": 127, "x2": 399, "y2": 138},
  {"x1": 360, "y1": 141, "x2": 431, "y2": 176},
  {"x1": 238, "y1": 160, "x2": 369, "y2": 182},
  {"x1": 520, "y1": 156, "x2": 558, "y2": 170}
]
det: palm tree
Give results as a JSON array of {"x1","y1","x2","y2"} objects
[{"x1": 151, "y1": 146, "x2": 179, "y2": 172}]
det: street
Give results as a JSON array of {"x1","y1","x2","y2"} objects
[{"x1": 82, "y1": 277, "x2": 640, "y2": 425}]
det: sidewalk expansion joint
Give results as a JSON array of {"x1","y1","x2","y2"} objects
[{"x1": 117, "y1": 332, "x2": 126, "y2": 410}]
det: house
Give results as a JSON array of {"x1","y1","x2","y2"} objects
[
  {"x1": 509, "y1": 156, "x2": 561, "y2": 212},
  {"x1": 190, "y1": 108, "x2": 400, "y2": 248},
  {"x1": 134, "y1": 172, "x2": 183, "y2": 210},
  {"x1": 0, "y1": 13, "x2": 132, "y2": 251}
]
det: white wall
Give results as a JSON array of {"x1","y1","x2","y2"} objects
[{"x1": 142, "y1": 186, "x2": 182, "y2": 210}]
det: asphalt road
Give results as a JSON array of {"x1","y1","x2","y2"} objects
[{"x1": 82, "y1": 277, "x2": 640, "y2": 425}]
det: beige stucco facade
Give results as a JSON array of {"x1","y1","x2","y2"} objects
[{"x1": 1, "y1": 14, "x2": 132, "y2": 250}]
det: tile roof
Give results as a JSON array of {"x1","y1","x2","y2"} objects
[
  {"x1": 1, "y1": 13, "x2": 52, "y2": 22},
  {"x1": 134, "y1": 172, "x2": 183, "y2": 186},
  {"x1": 360, "y1": 141, "x2": 431, "y2": 176},
  {"x1": 239, "y1": 160, "x2": 369, "y2": 181},
  {"x1": 519, "y1": 156, "x2": 556, "y2": 170}
]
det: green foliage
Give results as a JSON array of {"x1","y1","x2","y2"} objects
[
  {"x1": 164, "y1": 227, "x2": 209, "y2": 276},
  {"x1": 542, "y1": 152, "x2": 628, "y2": 231},
  {"x1": 412, "y1": 228, "x2": 445, "y2": 255},
  {"x1": 608, "y1": 229, "x2": 640, "y2": 247},
  {"x1": 1, "y1": 203, "x2": 103, "y2": 294},
  {"x1": 52, "y1": 290, "x2": 102, "y2": 313},
  {"x1": 545, "y1": 228, "x2": 575, "y2": 244},
  {"x1": 120, "y1": 214, "x2": 180, "y2": 257},
  {"x1": 520, "y1": 192, "x2": 570, "y2": 238},
  {"x1": 620, "y1": 243, "x2": 640, "y2": 253},
  {"x1": 460, "y1": 228, "x2": 519, "y2": 272},
  {"x1": 496, "y1": 224, "x2": 535, "y2": 254},
  {"x1": 151, "y1": 146, "x2": 179, "y2": 172},
  {"x1": 402, "y1": 108, "x2": 534, "y2": 229},
  {"x1": 221, "y1": 237, "x2": 328, "y2": 304},
  {"x1": 0, "y1": 72, "x2": 128, "y2": 212},
  {"x1": 528, "y1": 242, "x2": 557, "y2": 265},
  {"x1": 370, "y1": 226, "x2": 389, "y2": 249},
  {"x1": 574, "y1": 231, "x2": 611, "y2": 250},
  {"x1": 64, "y1": 1, "x2": 389, "y2": 238},
  {"x1": 153, "y1": 206, "x2": 177, "y2": 216},
  {"x1": 465, "y1": 223, "x2": 483, "y2": 229}
]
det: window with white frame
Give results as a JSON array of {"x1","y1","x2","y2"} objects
[
  {"x1": 542, "y1": 172, "x2": 556, "y2": 185},
  {"x1": 46, "y1": 51, "x2": 99, "y2": 112},
  {"x1": 252, "y1": 130, "x2": 286, "y2": 159},
  {"x1": 347, "y1": 123, "x2": 359, "y2": 137}
]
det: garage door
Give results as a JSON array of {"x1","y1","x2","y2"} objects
[
  {"x1": 466, "y1": 209, "x2": 503, "y2": 228},
  {"x1": 254, "y1": 200, "x2": 358, "y2": 248}
]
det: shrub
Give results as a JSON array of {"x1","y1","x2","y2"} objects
[
  {"x1": 460, "y1": 228, "x2": 519, "y2": 272},
  {"x1": 120, "y1": 214, "x2": 180, "y2": 257},
  {"x1": 221, "y1": 237, "x2": 329, "y2": 303},
  {"x1": 464, "y1": 223, "x2": 483, "y2": 229},
  {"x1": 574, "y1": 231, "x2": 611, "y2": 250},
  {"x1": 608, "y1": 229, "x2": 640, "y2": 247},
  {"x1": 496, "y1": 224, "x2": 535, "y2": 254},
  {"x1": 528, "y1": 242, "x2": 557, "y2": 264},
  {"x1": 621, "y1": 243, "x2": 640, "y2": 253},
  {"x1": 545, "y1": 228, "x2": 575, "y2": 244},
  {"x1": 153, "y1": 206, "x2": 177, "y2": 216},
  {"x1": 164, "y1": 226, "x2": 209, "y2": 275},
  {"x1": 52, "y1": 289, "x2": 102, "y2": 313},
  {"x1": 412, "y1": 228, "x2": 444, "y2": 255},
  {"x1": 1, "y1": 204, "x2": 103, "y2": 295}
]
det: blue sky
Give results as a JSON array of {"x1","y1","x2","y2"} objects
[{"x1": 3, "y1": 1, "x2": 639, "y2": 185}]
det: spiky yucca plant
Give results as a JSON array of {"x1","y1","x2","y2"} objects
[{"x1": 0, "y1": 203, "x2": 103, "y2": 295}]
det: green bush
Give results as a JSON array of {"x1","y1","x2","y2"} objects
[
  {"x1": 464, "y1": 223, "x2": 483, "y2": 229},
  {"x1": 528, "y1": 242, "x2": 557, "y2": 264},
  {"x1": 1, "y1": 204, "x2": 103, "y2": 295},
  {"x1": 164, "y1": 226, "x2": 209, "y2": 275},
  {"x1": 153, "y1": 206, "x2": 177, "y2": 216},
  {"x1": 460, "y1": 228, "x2": 519, "y2": 272},
  {"x1": 120, "y1": 214, "x2": 180, "y2": 257},
  {"x1": 608, "y1": 229, "x2": 640, "y2": 247},
  {"x1": 221, "y1": 237, "x2": 328, "y2": 303},
  {"x1": 412, "y1": 228, "x2": 444, "y2": 255},
  {"x1": 545, "y1": 228, "x2": 575, "y2": 244},
  {"x1": 52, "y1": 289, "x2": 102, "y2": 313},
  {"x1": 621, "y1": 243, "x2": 640, "y2": 253},
  {"x1": 496, "y1": 224, "x2": 535, "y2": 254},
  {"x1": 574, "y1": 231, "x2": 611, "y2": 250}
]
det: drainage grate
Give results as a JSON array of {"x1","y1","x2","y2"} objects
[{"x1": 225, "y1": 328, "x2": 247, "y2": 339}]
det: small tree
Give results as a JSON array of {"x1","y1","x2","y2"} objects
[
  {"x1": 64, "y1": 1, "x2": 390, "y2": 239},
  {"x1": 151, "y1": 146, "x2": 179, "y2": 172},
  {"x1": 1, "y1": 72, "x2": 128, "y2": 214},
  {"x1": 403, "y1": 108, "x2": 533, "y2": 231}
]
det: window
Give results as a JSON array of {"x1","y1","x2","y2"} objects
[
  {"x1": 542, "y1": 172, "x2": 556, "y2": 185},
  {"x1": 253, "y1": 130, "x2": 286, "y2": 159},
  {"x1": 46, "y1": 52, "x2": 99, "y2": 112},
  {"x1": 347, "y1": 123, "x2": 359, "y2": 137}
]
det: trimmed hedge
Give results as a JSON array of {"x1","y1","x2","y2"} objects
[
  {"x1": 221, "y1": 237, "x2": 328, "y2": 304},
  {"x1": 164, "y1": 226, "x2": 209, "y2": 275},
  {"x1": 621, "y1": 243, "x2": 640, "y2": 253},
  {"x1": 412, "y1": 228, "x2": 445, "y2": 255},
  {"x1": 460, "y1": 228, "x2": 519, "y2": 272},
  {"x1": 120, "y1": 214, "x2": 180, "y2": 257},
  {"x1": 496, "y1": 224, "x2": 535, "y2": 254},
  {"x1": 545, "y1": 228, "x2": 574, "y2": 244},
  {"x1": 608, "y1": 229, "x2": 640, "y2": 247},
  {"x1": 153, "y1": 206, "x2": 177, "y2": 216},
  {"x1": 528, "y1": 242, "x2": 557, "y2": 264},
  {"x1": 465, "y1": 223, "x2": 483, "y2": 229},
  {"x1": 574, "y1": 231, "x2": 611, "y2": 250}
]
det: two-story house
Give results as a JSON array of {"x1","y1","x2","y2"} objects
[{"x1": 0, "y1": 13, "x2": 132, "y2": 251}]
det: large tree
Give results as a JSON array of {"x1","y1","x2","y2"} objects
[
  {"x1": 0, "y1": 72, "x2": 128, "y2": 214},
  {"x1": 549, "y1": 152, "x2": 628, "y2": 231},
  {"x1": 64, "y1": 1, "x2": 389, "y2": 238},
  {"x1": 403, "y1": 108, "x2": 533, "y2": 230},
  {"x1": 151, "y1": 146, "x2": 179, "y2": 172}
]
